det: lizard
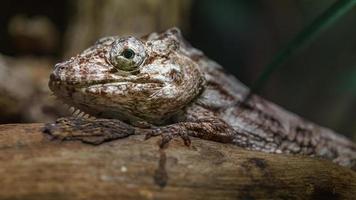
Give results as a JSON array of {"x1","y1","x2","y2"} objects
[{"x1": 45, "y1": 27, "x2": 356, "y2": 169}]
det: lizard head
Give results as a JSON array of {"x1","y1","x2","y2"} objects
[{"x1": 49, "y1": 28, "x2": 205, "y2": 124}]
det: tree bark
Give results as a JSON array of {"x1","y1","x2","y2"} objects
[{"x1": 0, "y1": 123, "x2": 355, "y2": 200}]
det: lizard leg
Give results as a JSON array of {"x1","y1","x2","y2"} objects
[
  {"x1": 43, "y1": 117, "x2": 135, "y2": 145},
  {"x1": 145, "y1": 119, "x2": 235, "y2": 148},
  {"x1": 43, "y1": 117, "x2": 235, "y2": 147}
]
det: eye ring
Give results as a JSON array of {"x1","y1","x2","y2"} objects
[{"x1": 109, "y1": 37, "x2": 146, "y2": 72}]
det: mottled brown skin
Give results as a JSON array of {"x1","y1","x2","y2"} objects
[{"x1": 47, "y1": 28, "x2": 356, "y2": 169}]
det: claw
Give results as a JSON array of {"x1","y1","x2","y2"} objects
[
  {"x1": 144, "y1": 129, "x2": 160, "y2": 140},
  {"x1": 181, "y1": 134, "x2": 191, "y2": 146},
  {"x1": 144, "y1": 127, "x2": 191, "y2": 148},
  {"x1": 43, "y1": 117, "x2": 135, "y2": 145}
]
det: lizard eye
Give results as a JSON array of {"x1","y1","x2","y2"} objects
[
  {"x1": 122, "y1": 48, "x2": 135, "y2": 59},
  {"x1": 109, "y1": 37, "x2": 146, "y2": 71}
]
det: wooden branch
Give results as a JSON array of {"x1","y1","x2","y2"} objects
[{"x1": 1, "y1": 123, "x2": 356, "y2": 199}]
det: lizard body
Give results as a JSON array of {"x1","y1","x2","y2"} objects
[{"x1": 47, "y1": 28, "x2": 356, "y2": 169}]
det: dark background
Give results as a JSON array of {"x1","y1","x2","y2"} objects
[{"x1": 0, "y1": 0, "x2": 355, "y2": 139}]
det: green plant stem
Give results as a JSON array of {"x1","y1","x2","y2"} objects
[{"x1": 244, "y1": 0, "x2": 356, "y2": 102}]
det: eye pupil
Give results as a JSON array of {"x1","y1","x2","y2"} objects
[{"x1": 122, "y1": 49, "x2": 135, "y2": 59}]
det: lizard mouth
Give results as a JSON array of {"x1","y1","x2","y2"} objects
[
  {"x1": 49, "y1": 76, "x2": 165, "y2": 122},
  {"x1": 49, "y1": 73, "x2": 165, "y2": 90}
]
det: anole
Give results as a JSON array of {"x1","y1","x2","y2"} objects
[{"x1": 45, "y1": 28, "x2": 356, "y2": 169}]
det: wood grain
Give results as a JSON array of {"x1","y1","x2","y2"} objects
[{"x1": 0, "y1": 123, "x2": 355, "y2": 200}]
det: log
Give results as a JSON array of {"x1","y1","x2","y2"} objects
[{"x1": 0, "y1": 123, "x2": 355, "y2": 199}]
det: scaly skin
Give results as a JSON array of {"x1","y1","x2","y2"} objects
[{"x1": 47, "y1": 28, "x2": 356, "y2": 169}]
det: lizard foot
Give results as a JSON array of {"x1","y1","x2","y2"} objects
[
  {"x1": 144, "y1": 119, "x2": 235, "y2": 148},
  {"x1": 145, "y1": 125, "x2": 191, "y2": 148},
  {"x1": 43, "y1": 117, "x2": 135, "y2": 145}
]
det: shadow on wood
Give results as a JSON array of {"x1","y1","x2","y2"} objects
[{"x1": 0, "y1": 123, "x2": 355, "y2": 199}]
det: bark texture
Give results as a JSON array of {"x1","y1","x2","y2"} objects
[{"x1": 0, "y1": 123, "x2": 356, "y2": 199}]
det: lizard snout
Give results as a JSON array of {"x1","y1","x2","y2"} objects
[
  {"x1": 49, "y1": 71, "x2": 60, "y2": 82},
  {"x1": 49, "y1": 63, "x2": 69, "y2": 91}
]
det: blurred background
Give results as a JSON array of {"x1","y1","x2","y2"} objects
[{"x1": 0, "y1": 0, "x2": 355, "y2": 140}]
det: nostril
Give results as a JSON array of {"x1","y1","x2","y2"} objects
[
  {"x1": 55, "y1": 65, "x2": 65, "y2": 70},
  {"x1": 51, "y1": 64, "x2": 66, "y2": 81},
  {"x1": 54, "y1": 63, "x2": 66, "y2": 71}
]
